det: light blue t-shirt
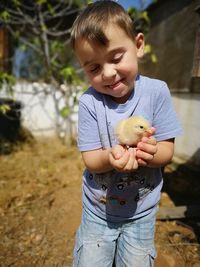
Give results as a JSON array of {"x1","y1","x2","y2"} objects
[{"x1": 78, "y1": 75, "x2": 182, "y2": 222}]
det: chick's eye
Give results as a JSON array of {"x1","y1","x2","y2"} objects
[{"x1": 134, "y1": 125, "x2": 143, "y2": 130}]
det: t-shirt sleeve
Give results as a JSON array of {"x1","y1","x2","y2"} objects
[
  {"x1": 77, "y1": 95, "x2": 102, "y2": 151},
  {"x1": 152, "y1": 82, "x2": 183, "y2": 141}
]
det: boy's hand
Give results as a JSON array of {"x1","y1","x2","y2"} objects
[
  {"x1": 109, "y1": 144, "x2": 138, "y2": 172},
  {"x1": 136, "y1": 128, "x2": 157, "y2": 166}
]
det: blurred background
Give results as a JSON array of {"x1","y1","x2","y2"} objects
[{"x1": 0, "y1": 1, "x2": 200, "y2": 266}]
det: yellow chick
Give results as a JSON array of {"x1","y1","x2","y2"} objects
[{"x1": 115, "y1": 116, "x2": 152, "y2": 147}]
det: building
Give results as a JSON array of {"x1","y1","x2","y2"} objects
[{"x1": 140, "y1": 0, "x2": 200, "y2": 166}]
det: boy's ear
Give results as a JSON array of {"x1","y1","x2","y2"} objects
[{"x1": 135, "y1": 33, "x2": 145, "y2": 58}]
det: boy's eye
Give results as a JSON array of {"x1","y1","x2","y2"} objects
[
  {"x1": 89, "y1": 65, "x2": 100, "y2": 73},
  {"x1": 112, "y1": 53, "x2": 123, "y2": 63}
]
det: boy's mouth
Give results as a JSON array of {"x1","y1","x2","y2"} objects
[{"x1": 107, "y1": 79, "x2": 124, "y2": 89}]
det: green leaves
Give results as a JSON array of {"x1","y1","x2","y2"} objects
[
  {"x1": 128, "y1": 7, "x2": 150, "y2": 34},
  {"x1": 60, "y1": 66, "x2": 79, "y2": 85},
  {"x1": 0, "y1": 11, "x2": 10, "y2": 22},
  {"x1": 144, "y1": 44, "x2": 157, "y2": 63},
  {"x1": 0, "y1": 72, "x2": 16, "y2": 95},
  {"x1": 0, "y1": 104, "x2": 10, "y2": 114},
  {"x1": 11, "y1": 0, "x2": 21, "y2": 6},
  {"x1": 128, "y1": 4, "x2": 157, "y2": 64},
  {"x1": 0, "y1": 72, "x2": 16, "y2": 114},
  {"x1": 36, "y1": 0, "x2": 48, "y2": 5},
  {"x1": 60, "y1": 107, "x2": 70, "y2": 118}
]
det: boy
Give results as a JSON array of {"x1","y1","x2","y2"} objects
[{"x1": 70, "y1": 1, "x2": 182, "y2": 266}]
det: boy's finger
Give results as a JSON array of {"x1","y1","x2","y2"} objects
[
  {"x1": 137, "y1": 158, "x2": 147, "y2": 166},
  {"x1": 140, "y1": 136, "x2": 157, "y2": 145}
]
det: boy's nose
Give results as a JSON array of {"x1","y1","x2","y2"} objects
[{"x1": 102, "y1": 64, "x2": 117, "y2": 80}]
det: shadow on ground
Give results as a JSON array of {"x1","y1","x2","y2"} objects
[{"x1": 162, "y1": 149, "x2": 200, "y2": 243}]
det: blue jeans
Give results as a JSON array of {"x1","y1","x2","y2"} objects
[{"x1": 72, "y1": 206, "x2": 157, "y2": 267}]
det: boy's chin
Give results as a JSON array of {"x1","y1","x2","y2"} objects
[{"x1": 110, "y1": 93, "x2": 131, "y2": 104}]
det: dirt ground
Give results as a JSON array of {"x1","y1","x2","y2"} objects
[{"x1": 0, "y1": 137, "x2": 200, "y2": 267}]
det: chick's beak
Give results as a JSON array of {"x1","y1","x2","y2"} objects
[{"x1": 145, "y1": 128, "x2": 153, "y2": 137}]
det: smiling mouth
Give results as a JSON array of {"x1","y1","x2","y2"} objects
[{"x1": 107, "y1": 79, "x2": 124, "y2": 89}]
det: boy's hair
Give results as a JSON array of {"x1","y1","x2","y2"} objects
[{"x1": 70, "y1": 0, "x2": 136, "y2": 50}]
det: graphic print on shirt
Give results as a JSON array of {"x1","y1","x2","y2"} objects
[{"x1": 91, "y1": 170, "x2": 155, "y2": 206}]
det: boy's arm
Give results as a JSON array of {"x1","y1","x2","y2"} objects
[
  {"x1": 82, "y1": 149, "x2": 112, "y2": 173},
  {"x1": 136, "y1": 138, "x2": 175, "y2": 167},
  {"x1": 149, "y1": 139, "x2": 175, "y2": 167},
  {"x1": 82, "y1": 145, "x2": 139, "y2": 173}
]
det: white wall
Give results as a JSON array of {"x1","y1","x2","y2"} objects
[
  {"x1": 15, "y1": 82, "x2": 57, "y2": 136},
  {"x1": 0, "y1": 81, "x2": 79, "y2": 139},
  {"x1": 172, "y1": 94, "x2": 200, "y2": 166},
  {"x1": 14, "y1": 82, "x2": 79, "y2": 139}
]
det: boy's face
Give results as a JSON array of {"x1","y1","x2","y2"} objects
[{"x1": 75, "y1": 24, "x2": 144, "y2": 103}]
